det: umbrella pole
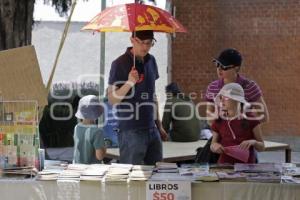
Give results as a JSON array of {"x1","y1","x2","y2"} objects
[
  {"x1": 133, "y1": 2, "x2": 137, "y2": 69},
  {"x1": 99, "y1": 0, "x2": 106, "y2": 99},
  {"x1": 133, "y1": 31, "x2": 136, "y2": 69}
]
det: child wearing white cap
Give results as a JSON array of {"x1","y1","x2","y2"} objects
[
  {"x1": 73, "y1": 95, "x2": 106, "y2": 164},
  {"x1": 210, "y1": 83, "x2": 265, "y2": 164}
]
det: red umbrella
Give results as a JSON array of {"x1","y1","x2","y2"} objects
[
  {"x1": 81, "y1": 3, "x2": 187, "y2": 33},
  {"x1": 82, "y1": 3, "x2": 187, "y2": 83}
]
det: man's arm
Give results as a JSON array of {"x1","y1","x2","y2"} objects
[
  {"x1": 252, "y1": 124, "x2": 265, "y2": 151},
  {"x1": 245, "y1": 80, "x2": 269, "y2": 123},
  {"x1": 108, "y1": 67, "x2": 139, "y2": 105},
  {"x1": 107, "y1": 83, "x2": 133, "y2": 105},
  {"x1": 245, "y1": 96, "x2": 269, "y2": 124},
  {"x1": 254, "y1": 96, "x2": 269, "y2": 123}
]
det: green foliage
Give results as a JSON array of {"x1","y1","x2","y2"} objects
[
  {"x1": 43, "y1": 0, "x2": 88, "y2": 17},
  {"x1": 43, "y1": 0, "x2": 72, "y2": 16}
]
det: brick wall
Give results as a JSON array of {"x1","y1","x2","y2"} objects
[{"x1": 171, "y1": 0, "x2": 300, "y2": 136}]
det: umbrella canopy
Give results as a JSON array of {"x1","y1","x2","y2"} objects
[{"x1": 81, "y1": 3, "x2": 187, "y2": 33}]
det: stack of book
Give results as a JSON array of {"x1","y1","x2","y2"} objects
[
  {"x1": 1, "y1": 166, "x2": 38, "y2": 179},
  {"x1": 193, "y1": 165, "x2": 217, "y2": 182},
  {"x1": 179, "y1": 163, "x2": 209, "y2": 176},
  {"x1": 150, "y1": 162, "x2": 190, "y2": 181},
  {"x1": 57, "y1": 164, "x2": 89, "y2": 181},
  {"x1": 36, "y1": 160, "x2": 68, "y2": 181},
  {"x1": 281, "y1": 164, "x2": 300, "y2": 184},
  {"x1": 80, "y1": 164, "x2": 110, "y2": 181},
  {"x1": 193, "y1": 172, "x2": 219, "y2": 182},
  {"x1": 282, "y1": 163, "x2": 300, "y2": 176},
  {"x1": 150, "y1": 172, "x2": 190, "y2": 181},
  {"x1": 216, "y1": 171, "x2": 247, "y2": 182},
  {"x1": 246, "y1": 172, "x2": 281, "y2": 183},
  {"x1": 178, "y1": 163, "x2": 218, "y2": 181},
  {"x1": 281, "y1": 168, "x2": 300, "y2": 184},
  {"x1": 57, "y1": 170, "x2": 81, "y2": 181},
  {"x1": 104, "y1": 163, "x2": 132, "y2": 182},
  {"x1": 234, "y1": 163, "x2": 282, "y2": 173},
  {"x1": 128, "y1": 165, "x2": 154, "y2": 181},
  {"x1": 156, "y1": 162, "x2": 178, "y2": 173},
  {"x1": 233, "y1": 163, "x2": 282, "y2": 183},
  {"x1": 36, "y1": 169, "x2": 62, "y2": 181},
  {"x1": 44, "y1": 160, "x2": 68, "y2": 171}
]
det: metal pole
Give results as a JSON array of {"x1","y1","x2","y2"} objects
[
  {"x1": 166, "y1": 0, "x2": 173, "y2": 83},
  {"x1": 98, "y1": 0, "x2": 106, "y2": 127},
  {"x1": 100, "y1": 0, "x2": 106, "y2": 99}
]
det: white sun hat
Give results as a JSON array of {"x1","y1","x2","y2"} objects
[
  {"x1": 214, "y1": 83, "x2": 250, "y2": 107},
  {"x1": 75, "y1": 95, "x2": 103, "y2": 120}
]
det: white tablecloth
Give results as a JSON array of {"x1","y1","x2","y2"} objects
[{"x1": 0, "y1": 179, "x2": 299, "y2": 200}]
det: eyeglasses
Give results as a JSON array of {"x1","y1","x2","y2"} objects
[
  {"x1": 213, "y1": 59, "x2": 237, "y2": 71},
  {"x1": 135, "y1": 38, "x2": 155, "y2": 47},
  {"x1": 220, "y1": 95, "x2": 231, "y2": 101}
]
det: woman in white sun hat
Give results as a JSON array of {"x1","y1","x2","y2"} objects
[{"x1": 210, "y1": 83, "x2": 265, "y2": 164}]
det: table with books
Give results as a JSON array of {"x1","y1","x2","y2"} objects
[{"x1": 0, "y1": 162, "x2": 300, "y2": 200}]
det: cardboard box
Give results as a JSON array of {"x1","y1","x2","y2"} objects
[{"x1": 0, "y1": 46, "x2": 47, "y2": 107}]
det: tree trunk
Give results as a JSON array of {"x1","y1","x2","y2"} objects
[{"x1": 0, "y1": 0, "x2": 35, "y2": 51}]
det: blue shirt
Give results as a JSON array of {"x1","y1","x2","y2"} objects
[
  {"x1": 103, "y1": 100, "x2": 119, "y2": 147},
  {"x1": 108, "y1": 47, "x2": 159, "y2": 130},
  {"x1": 73, "y1": 123, "x2": 105, "y2": 164}
]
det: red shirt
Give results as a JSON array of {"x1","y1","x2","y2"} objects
[{"x1": 212, "y1": 117, "x2": 260, "y2": 164}]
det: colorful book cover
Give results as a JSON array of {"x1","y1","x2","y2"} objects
[
  {"x1": 19, "y1": 145, "x2": 36, "y2": 167},
  {"x1": 15, "y1": 109, "x2": 36, "y2": 124},
  {"x1": 234, "y1": 163, "x2": 283, "y2": 173},
  {"x1": 0, "y1": 133, "x2": 5, "y2": 145},
  {"x1": 18, "y1": 134, "x2": 34, "y2": 146},
  {"x1": 0, "y1": 101, "x2": 39, "y2": 168},
  {"x1": 6, "y1": 145, "x2": 18, "y2": 166},
  {"x1": 0, "y1": 145, "x2": 4, "y2": 156}
]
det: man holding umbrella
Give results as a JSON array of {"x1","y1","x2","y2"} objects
[
  {"x1": 107, "y1": 30, "x2": 168, "y2": 165},
  {"x1": 82, "y1": 3, "x2": 187, "y2": 165}
]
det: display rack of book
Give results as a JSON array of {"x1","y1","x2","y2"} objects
[{"x1": 0, "y1": 100, "x2": 39, "y2": 171}]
